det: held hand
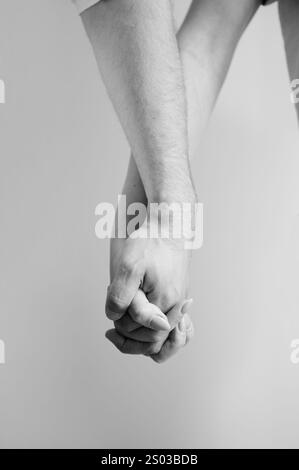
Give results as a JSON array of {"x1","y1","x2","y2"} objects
[
  {"x1": 106, "y1": 290, "x2": 194, "y2": 362},
  {"x1": 105, "y1": 217, "x2": 194, "y2": 361}
]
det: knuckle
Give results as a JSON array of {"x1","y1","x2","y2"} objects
[{"x1": 105, "y1": 295, "x2": 124, "y2": 318}]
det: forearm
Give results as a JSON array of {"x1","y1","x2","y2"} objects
[
  {"x1": 122, "y1": 0, "x2": 259, "y2": 204},
  {"x1": 178, "y1": 0, "x2": 260, "y2": 158},
  {"x1": 81, "y1": 0, "x2": 194, "y2": 204}
]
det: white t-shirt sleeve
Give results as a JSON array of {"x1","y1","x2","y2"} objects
[{"x1": 72, "y1": 0, "x2": 102, "y2": 14}]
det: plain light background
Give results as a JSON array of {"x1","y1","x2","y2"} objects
[{"x1": 0, "y1": 0, "x2": 299, "y2": 448}]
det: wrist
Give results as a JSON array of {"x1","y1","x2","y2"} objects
[
  {"x1": 148, "y1": 186, "x2": 197, "y2": 206},
  {"x1": 144, "y1": 195, "x2": 202, "y2": 250},
  {"x1": 146, "y1": 164, "x2": 197, "y2": 206}
]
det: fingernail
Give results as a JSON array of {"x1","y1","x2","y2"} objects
[
  {"x1": 178, "y1": 317, "x2": 186, "y2": 332},
  {"x1": 150, "y1": 316, "x2": 170, "y2": 331},
  {"x1": 181, "y1": 298, "x2": 193, "y2": 315}
]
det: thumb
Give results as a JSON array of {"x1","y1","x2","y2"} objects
[
  {"x1": 129, "y1": 289, "x2": 170, "y2": 331},
  {"x1": 105, "y1": 250, "x2": 145, "y2": 321}
]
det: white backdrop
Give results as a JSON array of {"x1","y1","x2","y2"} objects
[{"x1": 0, "y1": 0, "x2": 298, "y2": 448}]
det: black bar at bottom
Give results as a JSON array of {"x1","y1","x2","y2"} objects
[{"x1": 0, "y1": 449, "x2": 297, "y2": 466}]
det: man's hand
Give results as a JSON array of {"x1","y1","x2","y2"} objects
[{"x1": 106, "y1": 217, "x2": 192, "y2": 323}]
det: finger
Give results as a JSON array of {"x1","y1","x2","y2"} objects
[
  {"x1": 166, "y1": 298, "x2": 193, "y2": 329},
  {"x1": 105, "y1": 253, "x2": 145, "y2": 321},
  {"x1": 115, "y1": 298, "x2": 193, "y2": 343},
  {"x1": 151, "y1": 317, "x2": 191, "y2": 364},
  {"x1": 129, "y1": 290, "x2": 170, "y2": 331},
  {"x1": 151, "y1": 323, "x2": 186, "y2": 364},
  {"x1": 105, "y1": 329, "x2": 162, "y2": 356},
  {"x1": 114, "y1": 313, "x2": 141, "y2": 333},
  {"x1": 184, "y1": 314, "x2": 195, "y2": 345},
  {"x1": 115, "y1": 321, "x2": 167, "y2": 343}
]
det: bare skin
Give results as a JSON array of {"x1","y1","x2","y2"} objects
[
  {"x1": 106, "y1": 0, "x2": 261, "y2": 362},
  {"x1": 81, "y1": 1, "x2": 197, "y2": 347},
  {"x1": 78, "y1": 0, "x2": 299, "y2": 362}
]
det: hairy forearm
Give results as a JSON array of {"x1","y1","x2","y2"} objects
[
  {"x1": 121, "y1": 0, "x2": 259, "y2": 203},
  {"x1": 81, "y1": 0, "x2": 195, "y2": 204}
]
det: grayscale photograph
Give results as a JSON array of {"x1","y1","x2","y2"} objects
[{"x1": 0, "y1": 0, "x2": 299, "y2": 454}]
